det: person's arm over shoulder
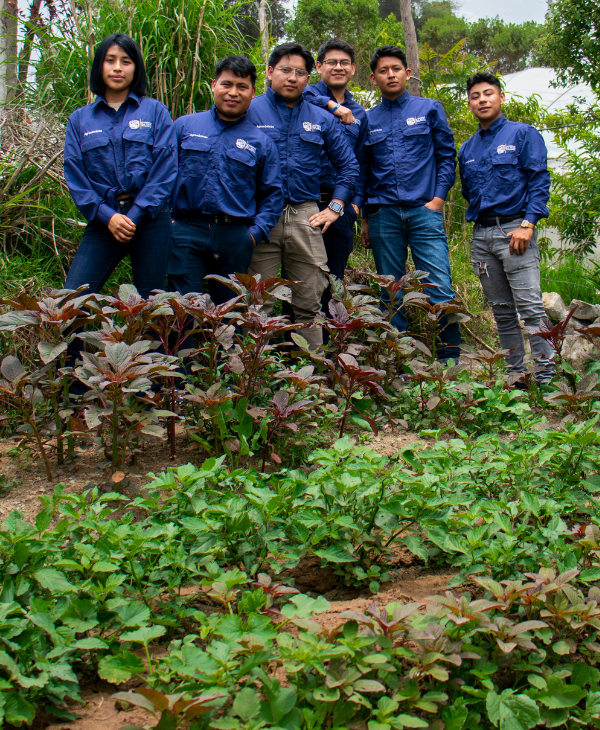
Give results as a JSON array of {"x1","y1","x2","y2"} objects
[
  {"x1": 457, "y1": 141, "x2": 470, "y2": 203},
  {"x1": 303, "y1": 85, "x2": 330, "y2": 109},
  {"x1": 430, "y1": 100, "x2": 457, "y2": 200},
  {"x1": 128, "y1": 101, "x2": 178, "y2": 226},
  {"x1": 520, "y1": 124, "x2": 550, "y2": 225},
  {"x1": 64, "y1": 110, "x2": 115, "y2": 225},
  {"x1": 251, "y1": 135, "x2": 284, "y2": 244},
  {"x1": 321, "y1": 115, "x2": 360, "y2": 204}
]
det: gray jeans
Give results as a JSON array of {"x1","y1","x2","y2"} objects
[{"x1": 471, "y1": 218, "x2": 555, "y2": 381}]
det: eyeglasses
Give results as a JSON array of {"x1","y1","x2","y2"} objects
[
  {"x1": 276, "y1": 65, "x2": 309, "y2": 79},
  {"x1": 322, "y1": 59, "x2": 352, "y2": 68}
]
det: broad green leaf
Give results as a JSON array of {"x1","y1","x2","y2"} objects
[
  {"x1": 233, "y1": 687, "x2": 260, "y2": 721},
  {"x1": 396, "y1": 716, "x2": 429, "y2": 728},
  {"x1": 281, "y1": 594, "x2": 329, "y2": 619},
  {"x1": 486, "y1": 690, "x2": 540, "y2": 730},
  {"x1": 5, "y1": 693, "x2": 36, "y2": 726},
  {"x1": 33, "y1": 568, "x2": 75, "y2": 594},
  {"x1": 553, "y1": 640, "x2": 571, "y2": 655},
  {"x1": 540, "y1": 677, "x2": 586, "y2": 708},
  {"x1": 121, "y1": 625, "x2": 166, "y2": 645},
  {"x1": 92, "y1": 561, "x2": 120, "y2": 573},
  {"x1": 314, "y1": 545, "x2": 355, "y2": 563},
  {"x1": 61, "y1": 599, "x2": 99, "y2": 632},
  {"x1": 38, "y1": 341, "x2": 67, "y2": 364},
  {"x1": 98, "y1": 651, "x2": 145, "y2": 683},
  {"x1": 118, "y1": 601, "x2": 151, "y2": 628},
  {"x1": 72, "y1": 637, "x2": 109, "y2": 650}
]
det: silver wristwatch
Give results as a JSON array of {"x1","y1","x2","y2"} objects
[{"x1": 328, "y1": 200, "x2": 344, "y2": 216}]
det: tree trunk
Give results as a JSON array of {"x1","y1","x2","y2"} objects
[
  {"x1": 257, "y1": 0, "x2": 269, "y2": 92},
  {"x1": 398, "y1": 0, "x2": 420, "y2": 96},
  {"x1": 0, "y1": 0, "x2": 19, "y2": 103},
  {"x1": 17, "y1": 0, "x2": 43, "y2": 96}
]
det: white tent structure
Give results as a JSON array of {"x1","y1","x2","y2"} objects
[{"x1": 502, "y1": 67, "x2": 596, "y2": 168}]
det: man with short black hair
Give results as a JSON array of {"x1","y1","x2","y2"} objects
[
  {"x1": 246, "y1": 42, "x2": 360, "y2": 349},
  {"x1": 303, "y1": 38, "x2": 368, "y2": 317},
  {"x1": 361, "y1": 45, "x2": 460, "y2": 362},
  {"x1": 168, "y1": 55, "x2": 283, "y2": 304},
  {"x1": 459, "y1": 71, "x2": 555, "y2": 384}
]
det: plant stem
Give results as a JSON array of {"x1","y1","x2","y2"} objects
[{"x1": 112, "y1": 397, "x2": 119, "y2": 469}]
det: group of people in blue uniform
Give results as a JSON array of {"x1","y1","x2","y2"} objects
[{"x1": 63, "y1": 32, "x2": 554, "y2": 382}]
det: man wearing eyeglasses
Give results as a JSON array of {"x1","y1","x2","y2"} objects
[
  {"x1": 246, "y1": 42, "x2": 360, "y2": 350},
  {"x1": 303, "y1": 38, "x2": 368, "y2": 321}
]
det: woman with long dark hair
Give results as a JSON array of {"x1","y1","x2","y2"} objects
[{"x1": 63, "y1": 33, "x2": 177, "y2": 298}]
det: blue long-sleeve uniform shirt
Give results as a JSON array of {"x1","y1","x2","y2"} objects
[
  {"x1": 246, "y1": 86, "x2": 359, "y2": 205},
  {"x1": 364, "y1": 91, "x2": 456, "y2": 210},
  {"x1": 303, "y1": 80, "x2": 368, "y2": 208},
  {"x1": 458, "y1": 114, "x2": 550, "y2": 225},
  {"x1": 171, "y1": 107, "x2": 283, "y2": 245},
  {"x1": 64, "y1": 92, "x2": 177, "y2": 226}
]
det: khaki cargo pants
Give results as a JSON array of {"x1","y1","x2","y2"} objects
[{"x1": 248, "y1": 201, "x2": 329, "y2": 349}]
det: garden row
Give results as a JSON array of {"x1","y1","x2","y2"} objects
[
  {"x1": 1, "y1": 272, "x2": 599, "y2": 483},
  {"x1": 2, "y1": 422, "x2": 600, "y2": 728}
]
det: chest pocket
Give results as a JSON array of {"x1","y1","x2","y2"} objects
[
  {"x1": 225, "y1": 147, "x2": 257, "y2": 187},
  {"x1": 344, "y1": 123, "x2": 360, "y2": 148},
  {"x1": 491, "y1": 152, "x2": 519, "y2": 187},
  {"x1": 81, "y1": 132, "x2": 110, "y2": 178},
  {"x1": 123, "y1": 127, "x2": 154, "y2": 170},
  {"x1": 257, "y1": 127, "x2": 280, "y2": 142},
  {"x1": 298, "y1": 131, "x2": 324, "y2": 166},
  {"x1": 180, "y1": 136, "x2": 213, "y2": 177},
  {"x1": 364, "y1": 130, "x2": 389, "y2": 159},
  {"x1": 402, "y1": 124, "x2": 431, "y2": 156}
]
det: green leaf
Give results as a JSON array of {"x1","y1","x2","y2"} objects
[
  {"x1": 486, "y1": 690, "x2": 540, "y2": 730},
  {"x1": 233, "y1": 688, "x2": 261, "y2": 721},
  {"x1": 281, "y1": 594, "x2": 330, "y2": 619},
  {"x1": 92, "y1": 561, "x2": 120, "y2": 573},
  {"x1": 314, "y1": 545, "x2": 355, "y2": 563},
  {"x1": 61, "y1": 599, "x2": 99, "y2": 632},
  {"x1": 33, "y1": 568, "x2": 75, "y2": 593},
  {"x1": 72, "y1": 637, "x2": 109, "y2": 650},
  {"x1": 121, "y1": 625, "x2": 166, "y2": 645},
  {"x1": 98, "y1": 651, "x2": 145, "y2": 683},
  {"x1": 35, "y1": 509, "x2": 51, "y2": 533},
  {"x1": 540, "y1": 677, "x2": 586, "y2": 708},
  {"x1": 5, "y1": 693, "x2": 36, "y2": 727},
  {"x1": 396, "y1": 716, "x2": 429, "y2": 728},
  {"x1": 553, "y1": 640, "x2": 571, "y2": 655},
  {"x1": 579, "y1": 567, "x2": 600, "y2": 582},
  {"x1": 118, "y1": 601, "x2": 151, "y2": 628},
  {"x1": 38, "y1": 340, "x2": 67, "y2": 364}
]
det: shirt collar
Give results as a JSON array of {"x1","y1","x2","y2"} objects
[
  {"x1": 381, "y1": 90, "x2": 410, "y2": 111},
  {"x1": 92, "y1": 90, "x2": 141, "y2": 109},
  {"x1": 316, "y1": 79, "x2": 353, "y2": 103},
  {"x1": 210, "y1": 105, "x2": 247, "y2": 127},
  {"x1": 478, "y1": 113, "x2": 507, "y2": 137},
  {"x1": 267, "y1": 85, "x2": 303, "y2": 109}
]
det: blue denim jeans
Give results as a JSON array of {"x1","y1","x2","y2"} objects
[
  {"x1": 65, "y1": 202, "x2": 173, "y2": 298},
  {"x1": 368, "y1": 203, "x2": 461, "y2": 360},
  {"x1": 168, "y1": 218, "x2": 255, "y2": 304},
  {"x1": 471, "y1": 219, "x2": 555, "y2": 382}
]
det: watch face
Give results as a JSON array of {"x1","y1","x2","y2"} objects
[{"x1": 329, "y1": 201, "x2": 343, "y2": 213}]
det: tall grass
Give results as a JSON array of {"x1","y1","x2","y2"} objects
[
  {"x1": 541, "y1": 251, "x2": 600, "y2": 306},
  {"x1": 32, "y1": 0, "x2": 252, "y2": 119}
]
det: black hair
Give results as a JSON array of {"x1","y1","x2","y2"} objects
[
  {"x1": 317, "y1": 38, "x2": 355, "y2": 65},
  {"x1": 370, "y1": 45, "x2": 407, "y2": 73},
  {"x1": 268, "y1": 42, "x2": 315, "y2": 74},
  {"x1": 466, "y1": 71, "x2": 502, "y2": 96},
  {"x1": 215, "y1": 55, "x2": 257, "y2": 87},
  {"x1": 89, "y1": 33, "x2": 147, "y2": 97}
]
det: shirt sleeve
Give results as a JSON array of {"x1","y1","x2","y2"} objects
[
  {"x1": 430, "y1": 101, "x2": 457, "y2": 201},
  {"x1": 520, "y1": 126, "x2": 550, "y2": 226},
  {"x1": 322, "y1": 118, "x2": 360, "y2": 204},
  {"x1": 128, "y1": 104, "x2": 179, "y2": 225},
  {"x1": 351, "y1": 116, "x2": 369, "y2": 209},
  {"x1": 303, "y1": 86, "x2": 331, "y2": 109},
  {"x1": 458, "y1": 144, "x2": 470, "y2": 203},
  {"x1": 63, "y1": 113, "x2": 115, "y2": 225},
  {"x1": 250, "y1": 138, "x2": 284, "y2": 245}
]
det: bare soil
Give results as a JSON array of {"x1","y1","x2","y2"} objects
[{"x1": 0, "y1": 421, "x2": 532, "y2": 729}]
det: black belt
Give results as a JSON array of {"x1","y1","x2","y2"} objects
[
  {"x1": 174, "y1": 211, "x2": 252, "y2": 225},
  {"x1": 476, "y1": 214, "x2": 524, "y2": 227},
  {"x1": 319, "y1": 190, "x2": 334, "y2": 204}
]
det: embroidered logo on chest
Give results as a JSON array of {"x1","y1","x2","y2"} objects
[
  {"x1": 496, "y1": 144, "x2": 516, "y2": 154},
  {"x1": 406, "y1": 116, "x2": 426, "y2": 126},
  {"x1": 302, "y1": 122, "x2": 321, "y2": 132},
  {"x1": 128, "y1": 119, "x2": 152, "y2": 130},
  {"x1": 236, "y1": 138, "x2": 256, "y2": 154}
]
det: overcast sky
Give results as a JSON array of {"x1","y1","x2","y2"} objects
[{"x1": 456, "y1": 0, "x2": 548, "y2": 24}]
